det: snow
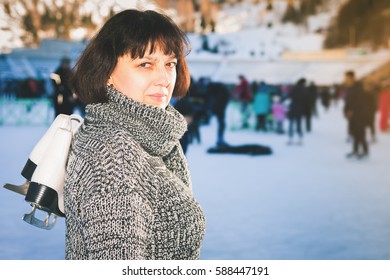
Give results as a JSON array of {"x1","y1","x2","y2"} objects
[
  {"x1": 185, "y1": 2, "x2": 390, "y2": 86},
  {"x1": 188, "y1": 102, "x2": 390, "y2": 260},
  {"x1": 1, "y1": 101, "x2": 390, "y2": 260}
]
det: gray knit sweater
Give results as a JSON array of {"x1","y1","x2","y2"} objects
[{"x1": 64, "y1": 86, "x2": 206, "y2": 260}]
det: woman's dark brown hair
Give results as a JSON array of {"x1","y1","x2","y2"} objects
[{"x1": 72, "y1": 9, "x2": 191, "y2": 104}]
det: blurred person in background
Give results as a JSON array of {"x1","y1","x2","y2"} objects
[
  {"x1": 207, "y1": 80, "x2": 230, "y2": 147},
  {"x1": 51, "y1": 57, "x2": 75, "y2": 117},
  {"x1": 271, "y1": 94, "x2": 287, "y2": 134},
  {"x1": 253, "y1": 81, "x2": 272, "y2": 132},
  {"x1": 320, "y1": 86, "x2": 331, "y2": 111},
  {"x1": 343, "y1": 70, "x2": 370, "y2": 159},
  {"x1": 379, "y1": 79, "x2": 390, "y2": 132},
  {"x1": 174, "y1": 94, "x2": 195, "y2": 154},
  {"x1": 287, "y1": 78, "x2": 306, "y2": 145},
  {"x1": 21, "y1": 77, "x2": 40, "y2": 98},
  {"x1": 303, "y1": 81, "x2": 318, "y2": 132},
  {"x1": 364, "y1": 81, "x2": 379, "y2": 143},
  {"x1": 232, "y1": 74, "x2": 253, "y2": 129}
]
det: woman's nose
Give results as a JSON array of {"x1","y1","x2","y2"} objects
[{"x1": 154, "y1": 64, "x2": 170, "y2": 87}]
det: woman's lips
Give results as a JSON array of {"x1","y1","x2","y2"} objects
[{"x1": 148, "y1": 94, "x2": 166, "y2": 102}]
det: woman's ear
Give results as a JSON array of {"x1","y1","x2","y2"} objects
[{"x1": 107, "y1": 76, "x2": 113, "y2": 86}]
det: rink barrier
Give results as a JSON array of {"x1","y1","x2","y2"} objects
[{"x1": 0, "y1": 97, "x2": 53, "y2": 126}]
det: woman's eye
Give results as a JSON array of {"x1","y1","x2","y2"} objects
[
  {"x1": 166, "y1": 61, "x2": 177, "y2": 68},
  {"x1": 139, "y1": 62, "x2": 151, "y2": 68}
]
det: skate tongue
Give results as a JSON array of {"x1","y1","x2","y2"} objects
[{"x1": 3, "y1": 181, "x2": 29, "y2": 196}]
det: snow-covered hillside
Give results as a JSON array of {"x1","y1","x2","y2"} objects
[
  {"x1": 183, "y1": 0, "x2": 389, "y2": 85},
  {"x1": 1, "y1": 0, "x2": 389, "y2": 86},
  {"x1": 188, "y1": 0, "x2": 343, "y2": 56},
  {"x1": 0, "y1": 0, "x2": 348, "y2": 54}
]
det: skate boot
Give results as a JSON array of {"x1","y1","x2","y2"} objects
[
  {"x1": 3, "y1": 114, "x2": 83, "y2": 230},
  {"x1": 3, "y1": 114, "x2": 76, "y2": 196}
]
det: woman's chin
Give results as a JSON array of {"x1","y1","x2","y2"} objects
[
  {"x1": 146, "y1": 101, "x2": 167, "y2": 109},
  {"x1": 145, "y1": 98, "x2": 169, "y2": 109}
]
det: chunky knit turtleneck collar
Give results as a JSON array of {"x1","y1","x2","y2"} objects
[{"x1": 84, "y1": 86, "x2": 187, "y2": 157}]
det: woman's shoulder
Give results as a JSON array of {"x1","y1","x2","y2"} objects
[
  {"x1": 70, "y1": 124, "x2": 158, "y2": 191},
  {"x1": 74, "y1": 123, "x2": 144, "y2": 159}
]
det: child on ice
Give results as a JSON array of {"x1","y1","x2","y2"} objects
[{"x1": 271, "y1": 95, "x2": 287, "y2": 134}]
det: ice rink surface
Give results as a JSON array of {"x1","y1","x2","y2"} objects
[{"x1": 1, "y1": 101, "x2": 389, "y2": 260}]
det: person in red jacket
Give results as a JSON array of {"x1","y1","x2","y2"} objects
[
  {"x1": 232, "y1": 74, "x2": 253, "y2": 128},
  {"x1": 379, "y1": 79, "x2": 390, "y2": 132}
]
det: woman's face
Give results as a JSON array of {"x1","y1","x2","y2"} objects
[{"x1": 109, "y1": 47, "x2": 177, "y2": 109}]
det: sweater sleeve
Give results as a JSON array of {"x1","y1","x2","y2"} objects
[{"x1": 72, "y1": 134, "x2": 155, "y2": 260}]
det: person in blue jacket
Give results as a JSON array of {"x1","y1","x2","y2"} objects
[{"x1": 253, "y1": 81, "x2": 272, "y2": 132}]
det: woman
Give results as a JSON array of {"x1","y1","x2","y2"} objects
[{"x1": 64, "y1": 9, "x2": 206, "y2": 260}]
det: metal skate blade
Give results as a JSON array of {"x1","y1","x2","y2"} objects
[
  {"x1": 3, "y1": 181, "x2": 29, "y2": 196},
  {"x1": 22, "y1": 206, "x2": 57, "y2": 230}
]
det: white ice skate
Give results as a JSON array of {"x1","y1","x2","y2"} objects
[{"x1": 3, "y1": 114, "x2": 83, "y2": 230}]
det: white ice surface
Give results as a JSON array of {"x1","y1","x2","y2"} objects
[{"x1": 0, "y1": 102, "x2": 390, "y2": 260}]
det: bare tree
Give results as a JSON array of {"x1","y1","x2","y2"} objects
[
  {"x1": 155, "y1": 0, "x2": 220, "y2": 33},
  {"x1": 199, "y1": 0, "x2": 218, "y2": 33},
  {"x1": 1, "y1": 0, "x2": 115, "y2": 46},
  {"x1": 155, "y1": 0, "x2": 196, "y2": 32}
]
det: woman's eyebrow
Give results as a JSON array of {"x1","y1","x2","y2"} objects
[
  {"x1": 138, "y1": 55, "x2": 157, "y2": 61},
  {"x1": 141, "y1": 54, "x2": 177, "y2": 60}
]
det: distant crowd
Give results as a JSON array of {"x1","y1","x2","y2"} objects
[
  {"x1": 0, "y1": 77, "x2": 47, "y2": 99},
  {"x1": 172, "y1": 73, "x2": 390, "y2": 157},
  {"x1": 1, "y1": 60, "x2": 390, "y2": 159},
  {"x1": 0, "y1": 57, "x2": 85, "y2": 118}
]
